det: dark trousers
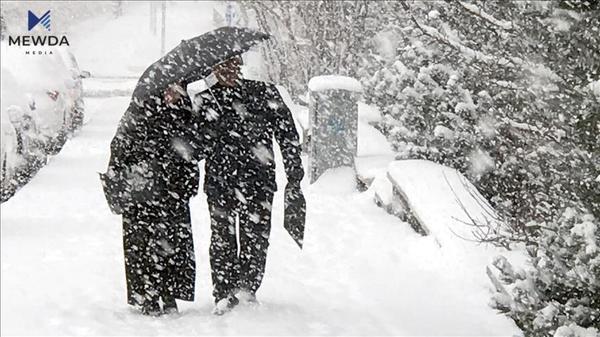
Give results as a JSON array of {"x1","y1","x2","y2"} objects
[
  {"x1": 122, "y1": 202, "x2": 196, "y2": 307},
  {"x1": 208, "y1": 189, "x2": 274, "y2": 302}
]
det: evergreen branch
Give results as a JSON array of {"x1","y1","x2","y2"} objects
[{"x1": 453, "y1": 0, "x2": 516, "y2": 31}]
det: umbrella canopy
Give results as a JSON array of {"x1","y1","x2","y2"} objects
[{"x1": 132, "y1": 26, "x2": 270, "y2": 103}]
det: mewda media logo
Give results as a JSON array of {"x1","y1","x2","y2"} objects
[
  {"x1": 8, "y1": 9, "x2": 70, "y2": 55},
  {"x1": 28, "y1": 10, "x2": 51, "y2": 32}
]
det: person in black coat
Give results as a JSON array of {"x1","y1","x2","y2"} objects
[
  {"x1": 194, "y1": 56, "x2": 304, "y2": 315},
  {"x1": 106, "y1": 84, "x2": 207, "y2": 316}
]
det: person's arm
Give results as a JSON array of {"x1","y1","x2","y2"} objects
[
  {"x1": 105, "y1": 108, "x2": 143, "y2": 211},
  {"x1": 108, "y1": 103, "x2": 153, "y2": 180},
  {"x1": 108, "y1": 111, "x2": 137, "y2": 175},
  {"x1": 272, "y1": 86, "x2": 304, "y2": 184},
  {"x1": 149, "y1": 91, "x2": 212, "y2": 164}
]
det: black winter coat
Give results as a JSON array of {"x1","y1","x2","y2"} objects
[
  {"x1": 107, "y1": 95, "x2": 207, "y2": 208},
  {"x1": 194, "y1": 79, "x2": 304, "y2": 201},
  {"x1": 106, "y1": 94, "x2": 206, "y2": 304}
]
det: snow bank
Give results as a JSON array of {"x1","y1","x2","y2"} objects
[
  {"x1": 387, "y1": 159, "x2": 503, "y2": 250},
  {"x1": 310, "y1": 166, "x2": 357, "y2": 192},
  {"x1": 357, "y1": 101, "x2": 382, "y2": 124},
  {"x1": 370, "y1": 173, "x2": 395, "y2": 213},
  {"x1": 357, "y1": 122, "x2": 393, "y2": 157},
  {"x1": 352, "y1": 104, "x2": 507, "y2": 255},
  {"x1": 308, "y1": 75, "x2": 363, "y2": 93},
  {"x1": 355, "y1": 102, "x2": 395, "y2": 187},
  {"x1": 356, "y1": 104, "x2": 390, "y2": 156}
]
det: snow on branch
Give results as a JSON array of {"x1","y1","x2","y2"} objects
[
  {"x1": 398, "y1": 2, "x2": 517, "y2": 67},
  {"x1": 501, "y1": 117, "x2": 542, "y2": 134},
  {"x1": 399, "y1": 2, "x2": 568, "y2": 88},
  {"x1": 455, "y1": 1, "x2": 516, "y2": 31},
  {"x1": 420, "y1": 23, "x2": 514, "y2": 65}
]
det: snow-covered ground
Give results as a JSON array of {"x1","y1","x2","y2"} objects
[
  {"x1": 1, "y1": 2, "x2": 523, "y2": 336},
  {"x1": 1, "y1": 92, "x2": 521, "y2": 335}
]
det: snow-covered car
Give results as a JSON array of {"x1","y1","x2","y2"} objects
[
  {"x1": 0, "y1": 42, "x2": 88, "y2": 155},
  {"x1": 1, "y1": 42, "x2": 88, "y2": 198},
  {"x1": 0, "y1": 106, "x2": 20, "y2": 190},
  {"x1": 1, "y1": 55, "x2": 47, "y2": 198},
  {"x1": 1, "y1": 65, "x2": 27, "y2": 181}
]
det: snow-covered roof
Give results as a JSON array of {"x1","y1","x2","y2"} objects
[{"x1": 308, "y1": 75, "x2": 363, "y2": 93}]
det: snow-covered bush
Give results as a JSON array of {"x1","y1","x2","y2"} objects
[
  {"x1": 360, "y1": 2, "x2": 599, "y2": 334},
  {"x1": 490, "y1": 206, "x2": 599, "y2": 336},
  {"x1": 363, "y1": 33, "x2": 493, "y2": 177},
  {"x1": 363, "y1": 0, "x2": 599, "y2": 237}
]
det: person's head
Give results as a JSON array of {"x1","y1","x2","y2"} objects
[{"x1": 212, "y1": 55, "x2": 243, "y2": 87}]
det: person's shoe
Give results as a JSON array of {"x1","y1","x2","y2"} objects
[
  {"x1": 141, "y1": 301, "x2": 161, "y2": 316},
  {"x1": 212, "y1": 294, "x2": 240, "y2": 316},
  {"x1": 162, "y1": 295, "x2": 178, "y2": 315},
  {"x1": 235, "y1": 289, "x2": 258, "y2": 306}
]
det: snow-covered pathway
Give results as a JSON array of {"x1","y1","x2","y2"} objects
[
  {"x1": 1, "y1": 3, "x2": 520, "y2": 334},
  {"x1": 0, "y1": 93, "x2": 520, "y2": 335}
]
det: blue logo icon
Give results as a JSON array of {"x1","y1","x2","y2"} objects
[{"x1": 28, "y1": 10, "x2": 51, "y2": 31}]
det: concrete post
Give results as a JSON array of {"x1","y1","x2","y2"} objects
[{"x1": 307, "y1": 75, "x2": 362, "y2": 183}]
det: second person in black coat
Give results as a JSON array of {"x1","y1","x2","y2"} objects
[{"x1": 194, "y1": 56, "x2": 304, "y2": 315}]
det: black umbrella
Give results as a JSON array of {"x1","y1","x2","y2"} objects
[
  {"x1": 284, "y1": 182, "x2": 306, "y2": 249},
  {"x1": 132, "y1": 26, "x2": 270, "y2": 103}
]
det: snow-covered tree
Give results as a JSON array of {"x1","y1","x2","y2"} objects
[
  {"x1": 489, "y1": 206, "x2": 599, "y2": 336},
  {"x1": 242, "y1": 1, "x2": 385, "y2": 97}
]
